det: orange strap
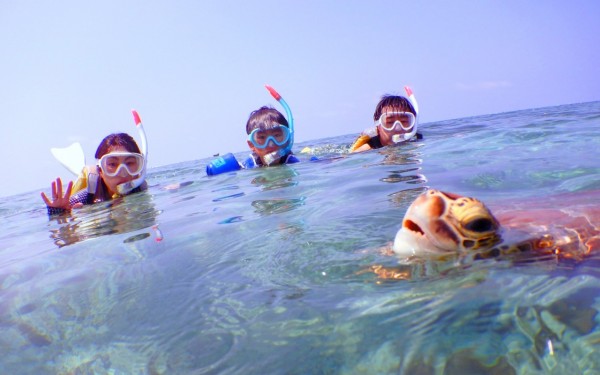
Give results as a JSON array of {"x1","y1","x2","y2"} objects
[{"x1": 349, "y1": 134, "x2": 371, "y2": 152}]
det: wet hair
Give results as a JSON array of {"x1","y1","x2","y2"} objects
[
  {"x1": 373, "y1": 95, "x2": 416, "y2": 121},
  {"x1": 94, "y1": 133, "x2": 141, "y2": 159},
  {"x1": 245, "y1": 106, "x2": 289, "y2": 134}
]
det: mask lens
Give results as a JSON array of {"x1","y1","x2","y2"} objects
[
  {"x1": 99, "y1": 153, "x2": 144, "y2": 177},
  {"x1": 249, "y1": 125, "x2": 290, "y2": 149},
  {"x1": 379, "y1": 112, "x2": 415, "y2": 132}
]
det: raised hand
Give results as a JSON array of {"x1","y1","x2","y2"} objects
[{"x1": 41, "y1": 177, "x2": 74, "y2": 210}]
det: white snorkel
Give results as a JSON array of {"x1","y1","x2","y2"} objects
[
  {"x1": 391, "y1": 86, "x2": 420, "y2": 144},
  {"x1": 262, "y1": 84, "x2": 295, "y2": 166},
  {"x1": 116, "y1": 109, "x2": 148, "y2": 195}
]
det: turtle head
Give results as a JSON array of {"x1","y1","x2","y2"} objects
[{"x1": 393, "y1": 189, "x2": 501, "y2": 256}]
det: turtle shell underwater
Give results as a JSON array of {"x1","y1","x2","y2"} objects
[{"x1": 372, "y1": 189, "x2": 600, "y2": 279}]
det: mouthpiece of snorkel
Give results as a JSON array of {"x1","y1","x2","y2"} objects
[
  {"x1": 263, "y1": 85, "x2": 294, "y2": 166},
  {"x1": 392, "y1": 86, "x2": 420, "y2": 144},
  {"x1": 116, "y1": 109, "x2": 148, "y2": 195}
]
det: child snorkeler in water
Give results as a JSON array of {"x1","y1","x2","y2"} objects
[
  {"x1": 41, "y1": 132, "x2": 147, "y2": 216},
  {"x1": 206, "y1": 85, "x2": 298, "y2": 175},
  {"x1": 242, "y1": 106, "x2": 299, "y2": 168},
  {"x1": 350, "y1": 87, "x2": 421, "y2": 153}
]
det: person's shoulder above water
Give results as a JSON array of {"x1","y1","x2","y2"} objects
[{"x1": 350, "y1": 128, "x2": 423, "y2": 153}]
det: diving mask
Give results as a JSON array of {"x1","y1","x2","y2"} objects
[
  {"x1": 376, "y1": 111, "x2": 416, "y2": 132},
  {"x1": 98, "y1": 152, "x2": 145, "y2": 177},
  {"x1": 248, "y1": 125, "x2": 291, "y2": 149},
  {"x1": 376, "y1": 111, "x2": 418, "y2": 143}
]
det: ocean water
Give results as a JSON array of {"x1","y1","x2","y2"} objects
[{"x1": 1, "y1": 101, "x2": 600, "y2": 374}]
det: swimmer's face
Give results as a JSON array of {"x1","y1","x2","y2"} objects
[
  {"x1": 377, "y1": 105, "x2": 414, "y2": 146},
  {"x1": 247, "y1": 127, "x2": 289, "y2": 164},
  {"x1": 99, "y1": 146, "x2": 140, "y2": 194}
]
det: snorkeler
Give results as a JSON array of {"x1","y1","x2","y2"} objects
[
  {"x1": 350, "y1": 86, "x2": 421, "y2": 153},
  {"x1": 206, "y1": 85, "x2": 298, "y2": 175},
  {"x1": 242, "y1": 104, "x2": 298, "y2": 168},
  {"x1": 42, "y1": 111, "x2": 149, "y2": 216}
]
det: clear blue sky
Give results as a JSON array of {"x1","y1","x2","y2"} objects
[{"x1": 1, "y1": 1, "x2": 599, "y2": 198}]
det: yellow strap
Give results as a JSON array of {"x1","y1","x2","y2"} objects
[
  {"x1": 71, "y1": 167, "x2": 90, "y2": 195},
  {"x1": 71, "y1": 165, "x2": 101, "y2": 195}
]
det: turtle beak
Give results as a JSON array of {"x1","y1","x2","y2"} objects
[
  {"x1": 393, "y1": 190, "x2": 459, "y2": 255},
  {"x1": 393, "y1": 220, "x2": 425, "y2": 256}
]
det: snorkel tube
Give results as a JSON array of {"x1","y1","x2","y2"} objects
[
  {"x1": 116, "y1": 109, "x2": 148, "y2": 195},
  {"x1": 263, "y1": 84, "x2": 294, "y2": 165},
  {"x1": 391, "y1": 86, "x2": 420, "y2": 144}
]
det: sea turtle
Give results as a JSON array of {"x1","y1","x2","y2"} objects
[
  {"x1": 368, "y1": 189, "x2": 600, "y2": 279},
  {"x1": 394, "y1": 188, "x2": 600, "y2": 261}
]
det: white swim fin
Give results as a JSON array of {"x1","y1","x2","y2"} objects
[{"x1": 50, "y1": 142, "x2": 86, "y2": 176}]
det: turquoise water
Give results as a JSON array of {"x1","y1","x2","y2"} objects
[{"x1": 1, "y1": 101, "x2": 600, "y2": 374}]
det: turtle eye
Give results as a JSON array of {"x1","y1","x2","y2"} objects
[{"x1": 464, "y1": 218, "x2": 495, "y2": 233}]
